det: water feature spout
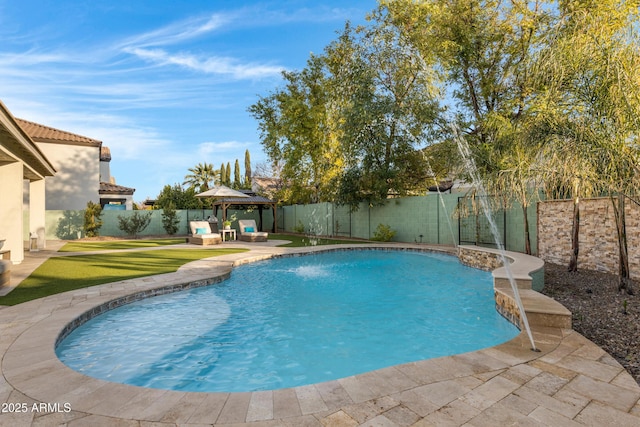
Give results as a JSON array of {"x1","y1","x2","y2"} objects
[{"x1": 452, "y1": 124, "x2": 538, "y2": 352}]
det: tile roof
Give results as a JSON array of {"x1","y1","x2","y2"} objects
[
  {"x1": 100, "y1": 146, "x2": 111, "y2": 161},
  {"x1": 0, "y1": 102, "x2": 56, "y2": 178},
  {"x1": 99, "y1": 181, "x2": 135, "y2": 195},
  {"x1": 15, "y1": 118, "x2": 102, "y2": 147}
]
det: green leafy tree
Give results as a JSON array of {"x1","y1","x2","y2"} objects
[
  {"x1": 325, "y1": 18, "x2": 441, "y2": 208},
  {"x1": 249, "y1": 54, "x2": 344, "y2": 204},
  {"x1": 250, "y1": 14, "x2": 441, "y2": 207},
  {"x1": 244, "y1": 149, "x2": 252, "y2": 189},
  {"x1": 155, "y1": 184, "x2": 200, "y2": 209},
  {"x1": 117, "y1": 211, "x2": 153, "y2": 239},
  {"x1": 384, "y1": 0, "x2": 553, "y2": 252},
  {"x1": 385, "y1": 0, "x2": 553, "y2": 170},
  {"x1": 83, "y1": 201, "x2": 103, "y2": 237},
  {"x1": 161, "y1": 201, "x2": 180, "y2": 235},
  {"x1": 385, "y1": 0, "x2": 640, "y2": 287}
]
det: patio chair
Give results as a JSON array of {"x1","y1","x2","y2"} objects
[
  {"x1": 0, "y1": 259, "x2": 11, "y2": 288},
  {"x1": 238, "y1": 219, "x2": 268, "y2": 242},
  {"x1": 188, "y1": 221, "x2": 222, "y2": 245}
]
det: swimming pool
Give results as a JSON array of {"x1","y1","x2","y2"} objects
[{"x1": 56, "y1": 250, "x2": 519, "y2": 392}]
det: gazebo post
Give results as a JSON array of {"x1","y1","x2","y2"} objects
[
  {"x1": 209, "y1": 193, "x2": 277, "y2": 232},
  {"x1": 273, "y1": 203, "x2": 277, "y2": 233}
]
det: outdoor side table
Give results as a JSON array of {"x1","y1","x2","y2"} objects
[{"x1": 221, "y1": 229, "x2": 236, "y2": 242}]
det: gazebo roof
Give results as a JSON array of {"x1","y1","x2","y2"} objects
[
  {"x1": 210, "y1": 191, "x2": 278, "y2": 232},
  {"x1": 212, "y1": 194, "x2": 275, "y2": 206}
]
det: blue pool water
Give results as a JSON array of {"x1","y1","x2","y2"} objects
[{"x1": 56, "y1": 250, "x2": 519, "y2": 392}]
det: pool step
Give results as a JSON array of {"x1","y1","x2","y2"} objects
[{"x1": 458, "y1": 246, "x2": 572, "y2": 330}]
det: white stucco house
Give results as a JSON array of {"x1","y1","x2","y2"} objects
[
  {"x1": 15, "y1": 119, "x2": 135, "y2": 210},
  {"x1": 0, "y1": 102, "x2": 56, "y2": 264}
]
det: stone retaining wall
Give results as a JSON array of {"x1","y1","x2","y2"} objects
[
  {"x1": 457, "y1": 245, "x2": 570, "y2": 330},
  {"x1": 457, "y1": 247, "x2": 506, "y2": 271},
  {"x1": 538, "y1": 197, "x2": 640, "y2": 280}
]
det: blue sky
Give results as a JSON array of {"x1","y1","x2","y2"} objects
[{"x1": 0, "y1": 0, "x2": 375, "y2": 201}]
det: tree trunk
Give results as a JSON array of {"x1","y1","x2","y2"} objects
[
  {"x1": 522, "y1": 202, "x2": 531, "y2": 255},
  {"x1": 612, "y1": 194, "x2": 633, "y2": 294},
  {"x1": 568, "y1": 198, "x2": 580, "y2": 272}
]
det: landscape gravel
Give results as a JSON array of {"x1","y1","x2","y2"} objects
[{"x1": 542, "y1": 262, "x2": 640, "y2": 385}]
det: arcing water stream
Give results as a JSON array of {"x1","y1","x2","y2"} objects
[{"x1": 452, "y1": 124, "x2": 538, "y2": 351}]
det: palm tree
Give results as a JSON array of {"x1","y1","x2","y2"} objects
[
  {"x1": 525, "y1": 0, "x2": 640, "y2": 291},
  {"x1": 183, "y1": 163, "x2": 218, "y2": 193}
]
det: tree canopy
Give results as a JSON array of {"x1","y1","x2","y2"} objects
[
  {"x1": 249, "y1": 0, "x2": 640, "y2": 227},
  {"x1": 155, "y1": 184, "x2": 201, "y2": 209}
]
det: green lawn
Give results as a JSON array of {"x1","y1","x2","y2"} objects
[
  {"x1": 271, "y1": 233, "x2": 369, "y2": 247},
  {"x1": 58, "y1": 235, "x2": 365, "y2": 251},
  {"x1": 0, "y1": 235, "x2": 367, "y2": 306},
  {"x1": 0, "y1": 248, "x2": 247, "y2": 306},
  {"x1": 58, "y1": 238, "x2": 187, "y2": 252}
]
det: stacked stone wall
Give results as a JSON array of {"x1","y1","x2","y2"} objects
[
  {"x1": 457, "y1": 247, "x2": 505, "y2": 271},
  {"x1": 627, "y1": 201, "x2": 640, "y2": 277},
  {"x1": 538, "y1": 197, "x2": 640, "y2": 280}
]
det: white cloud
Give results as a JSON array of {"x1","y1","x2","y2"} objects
[
  {"x1": 0, "y1": 50, "x2": 69, "y2": 66},
  {"x1": 0, "y1": 2, "x2": 364, "y2": 199},
  {"x1": 124, "y1": 47, "x2": 283, "y2": 79},
  {"x1": 197, "y1": 141, "x2": 247, "y2": 158},
  {"x1": 118, "y1": 13, "x2": 231, "y2": 49},
  {"x1": 115, "y1": 8, "x2": 289, "y2": 80}
]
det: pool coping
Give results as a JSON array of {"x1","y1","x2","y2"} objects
[{"x1": 1, "y1": 242, "x2": 639, "y2": 426}]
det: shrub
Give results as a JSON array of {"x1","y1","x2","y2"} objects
[
  {"x1": 118, "y1": 211, "x2": 152, "y2": 238},
  {"x1": 56, "y1": 210, "x2": 84, "y2": 240},
  {"x1": 161, "y1": 202, "x2": 180, "y2": 235},
  {"x1": 371, "y1": 223, "x2": 396, "y2": 242},
  {"x1": 83, "y1": 201, "x2": 103, "y2": 237},
  {"x1": 293, "y1": 220, "x2": 305, "y2": 234}
]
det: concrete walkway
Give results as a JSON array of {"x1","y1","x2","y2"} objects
[{"x1": 1, "y1": 240, "x2": 639, "y2": 426}]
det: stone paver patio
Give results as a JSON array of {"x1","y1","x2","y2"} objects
[{"x1": 1, "y1": 240, "x2": 639, "y2": 426}]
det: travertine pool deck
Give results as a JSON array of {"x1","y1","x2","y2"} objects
[{"x1": 1, "y1": 241, "x2": 639, "y2": 426}]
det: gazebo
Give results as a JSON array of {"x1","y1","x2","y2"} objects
[{"x1": 212, "y1": 191, "x2": 278, "y2": 233}]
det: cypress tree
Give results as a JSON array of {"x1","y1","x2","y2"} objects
[
  {"x1": 244, "y1": 149, "x2": 252, "y2": 189},
  {"x1": 234, "y1": 159, "x2": 242, "y2": 188},
  {"x1": 219, "y1": 163, "x2": 226, "y2": 186}
]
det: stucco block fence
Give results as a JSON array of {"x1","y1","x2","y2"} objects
[
  {"x1": 281, "y1": 195, "x2": 640, "y2": 280},
  {"x1": 37, "y1": 194, "x2": 640, "y2": 281},
  {"x1": 278, "y1": 193, "x2": 538, "y2": 253},
  {"x1": 42, "y1": 208, "x2": 274, "y2": 240}
]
